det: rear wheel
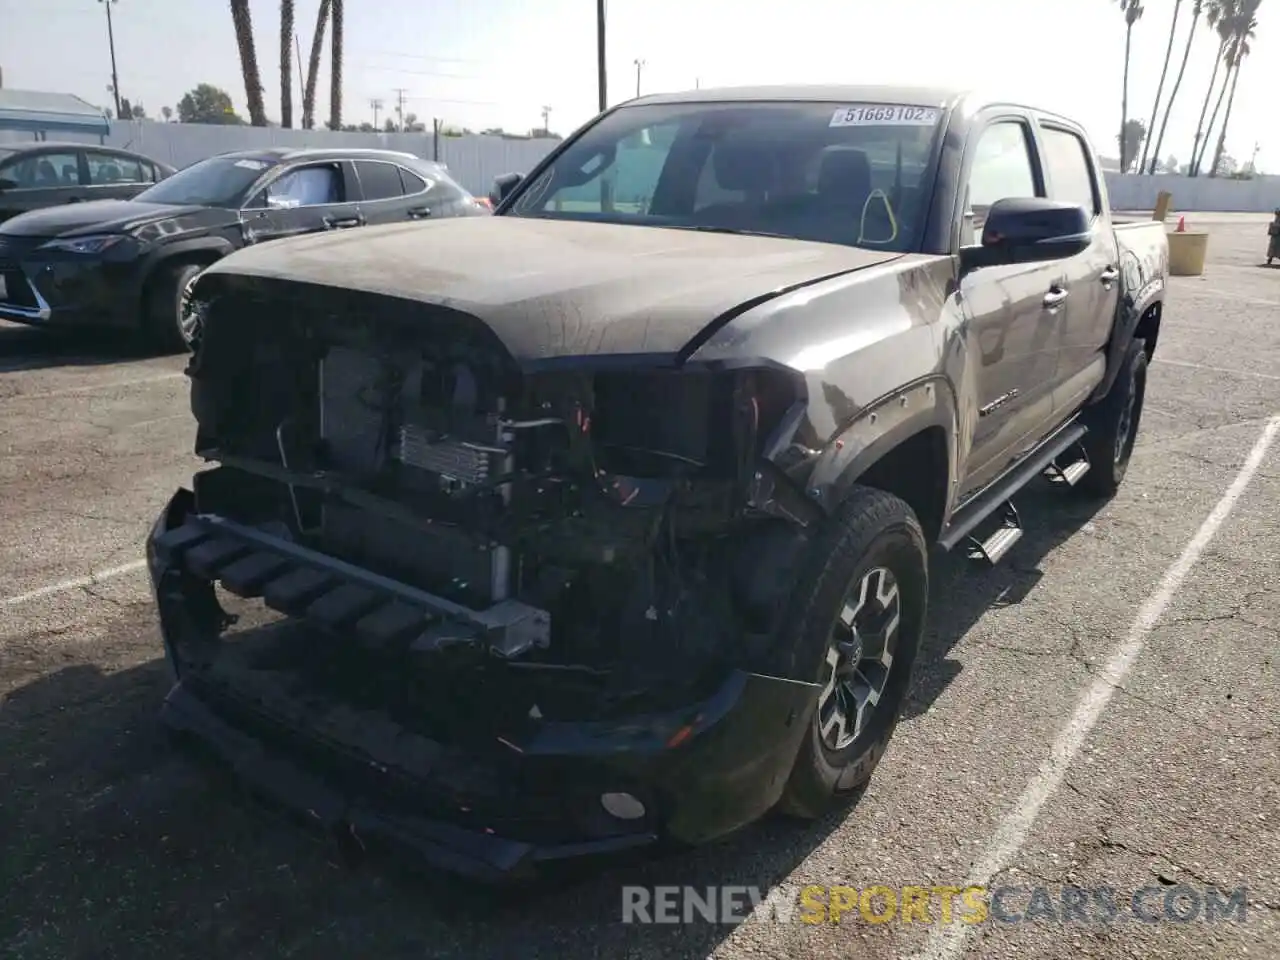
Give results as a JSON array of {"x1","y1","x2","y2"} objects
[
  {"x1": 774, "y1": 486, "x2": 928, "y2": 819},
  {"x1": 1077, "y1": 338, "x2": 1148, "y2": 498},
  {"x1": 145, "y1": 262, "x2": 204, "y2": 353}
]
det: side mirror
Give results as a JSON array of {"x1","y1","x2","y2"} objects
[
  {"x1": 489, "y1": 172, "x2": 523, "y2": 208},
  {"x1": 961, "y1": 198, "x2": 1091, "y2": 270}
]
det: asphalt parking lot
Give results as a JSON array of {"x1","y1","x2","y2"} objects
[{"x1": 2, "y1": 214, "x2": 1277, "y2": 960}]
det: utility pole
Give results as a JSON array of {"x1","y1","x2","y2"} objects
[
  {"x1": 393, "y1": 87, "x2": 408, "y2": 131},
  {"x1": 540, "y1": 105, "x2": 551, "y2": 136},
  {"x1": 634, "y1": 58, "x2": 645, "y2": 98},
  {"x1": 99, "y1": 0, "x2": 122, "y2": 119},
  {"x1": 370, "y1": 98, "x2": 383, "y2": 128},
  {"x1": 596, "y1": 0, "x2": 607, "y2": 113}
]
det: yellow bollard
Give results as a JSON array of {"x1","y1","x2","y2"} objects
[{"x1": 1152, "y1": 191, "x2": 1173, "y2": 222}]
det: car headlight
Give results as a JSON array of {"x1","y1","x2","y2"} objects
[{"x1": 38, "y1": 234, "x2": 127, "y2": 255}]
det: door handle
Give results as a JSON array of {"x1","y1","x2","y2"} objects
[
  {"x1": 407, "y1": 206, "x2": 432, "y2": 219},
  {"x1": 1099, "y1": 266, "x2": 1120, "y2": 287},
  {"x1": 323, "y1": 215, "x2": 362, "y2": 229},
  {"x1": 1042, "y1": 287, "x2": 1069, "y2": 310}
]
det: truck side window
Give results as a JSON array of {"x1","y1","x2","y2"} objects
[
  {"x1": 964, "y1": 122, "x2": 1038, "y2": 239},
  {"x1": 1040, "y1": 127, "x2": 1100, "y2": 216}
]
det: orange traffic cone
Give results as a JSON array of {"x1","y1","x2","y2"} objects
[{"x1": 1176, "y1": 215, "x2": 1186, "y2": 232}]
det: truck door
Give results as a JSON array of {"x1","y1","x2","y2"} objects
[
  {"x1": 956, "y1": 117, "x2": 1066, "y2": 497},
  {"x1": 1035, "y1": 123, "x2": 1120, "y2": 416}
]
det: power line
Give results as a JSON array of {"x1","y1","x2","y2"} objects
[
  {"x1": 356, "y1": 63, "x2": 477, "y2": 80},
  {"x1": 400, "y1": 94, "x2": 502, "y2": 107},
  {"x1": 360, "y1": 49, "x2": 484, "y2": 65}
]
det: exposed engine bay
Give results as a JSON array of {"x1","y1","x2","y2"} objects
[{"x1": 165, "y1": 287, "x2": 820, "y2": 735}]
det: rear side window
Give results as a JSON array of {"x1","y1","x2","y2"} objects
[
  {"x1": 1040, "y1": 127, "x2": 1099, "y2": 215},
  {"x1": 965, "y1": 121, "x2": 1038, "y2": 232},
  {"x1": 399, "y1": 168, "x2": 429, "y2": 194},
  {"x1": 355, "y1": 161, "x2": 405, "y2": 201}
]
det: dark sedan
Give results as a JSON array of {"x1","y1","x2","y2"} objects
[
  {"x1": 0, "y1": 147, "x2": 488, "y2": 350},
  {"x1": 0, "y1": 142, "x2": 175, "y2": 223}
]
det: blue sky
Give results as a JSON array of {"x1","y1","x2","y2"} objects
[{"x1": 1, "y1": 0, "x2": 1275, "y2": 171}]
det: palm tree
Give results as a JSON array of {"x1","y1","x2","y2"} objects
[
  {"x1": 1116, "y1": 0, "x2": 1146, "y2": 173},
  {"x1": 280, "y1": 0, "x2": 294, "y2": 128},
  {"x1": 329, "y1": 0, "x2": 344, "y2": 130},
  {"x1": 301, "y1": 0, "x2": 330, "y2": 129},
  {"x1": 229, "y1": 0, "x2": 267, "y2": 126},
  {"x1": 1208, "y1": 0, "x2": 1260, "y2": 178},
  {"x1": 1119, "y1": 119, "x2": 1148, "y2": 175},
  {"x1": 1189, "y1": 0, "x2": 1236, "y2": 175},
  {"x1": 1140, "y1": 0, "x2": 1183, "y2": 174},
  {"x1": 1147, "y1": 0, "x2": 1202, "y2": 173}
]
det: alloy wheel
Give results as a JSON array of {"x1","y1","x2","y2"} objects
[{"x1": 816, "y1": 565, "x2": 901, "y2": 751}]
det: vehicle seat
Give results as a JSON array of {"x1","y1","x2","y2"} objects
[
  {"x1": 99, "y1": 163, "x2": 122, "y2": 183},
  {"x1": 695, "y1": 141, "x2": 778, "y2": 227},
  {"x1": 812, "y1": 149, "x2": 878, "y2": 244},
  {"x1": 36, "y1": 160, "x2": 60, "y2": 187},
  {"x1": 61, "y1": 164, "x2": 78, "y2": 184}
]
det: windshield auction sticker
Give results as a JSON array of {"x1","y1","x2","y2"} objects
[{"x1": 830, "y1": 104, "x2": 940, "y2": 127}]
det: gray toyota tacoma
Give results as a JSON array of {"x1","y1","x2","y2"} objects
[{"x1": 147, "y1": 85, "x2": 1169, "y2": 880}]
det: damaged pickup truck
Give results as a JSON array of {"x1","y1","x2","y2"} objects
[{"x1": 147, "y1": 85, "x2": 1168, "y2": 879}]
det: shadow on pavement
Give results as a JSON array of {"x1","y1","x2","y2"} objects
[
  {"x1": 904, "y1": 477, "x2": 1105, "y2": 719},
  {"x1": 0, "y1": 482, "x2": 1104, "y2": 960},
  {"x1": 0, "y1": 322, "x2": 170, "y2": 373}
]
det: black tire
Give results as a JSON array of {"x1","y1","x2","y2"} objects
[
  {"x1": 773, "y1": 486, "x2": 929, "y2": 819},
  {"x1": 1076, "y1": 338, "x2": 1148, "y2": 498},
  {"x1": 145, "y1": 262, "x2": 204, "y2": 353}
]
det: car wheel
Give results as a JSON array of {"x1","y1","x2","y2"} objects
[
  {"x1": 773, "y1": 486, "x2": 928, "y2": 819},
  {"x1": 146, "y1": 262, "x2": 204, "y2": 353},
  {"x1": 1077, "y1": 338, "x2": 1148, "y2": 498}
]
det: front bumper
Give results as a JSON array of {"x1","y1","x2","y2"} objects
[
  {"x1": 0, "y1": 246, "x2": 139, "y2": 329},
  {"x1": 147, "y1": 489, "x2": 818, "y2": 881}
]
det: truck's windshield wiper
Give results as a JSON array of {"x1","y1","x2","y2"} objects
[{"x1": 665, "y1": 224, "x2": 794, "y2": 240}]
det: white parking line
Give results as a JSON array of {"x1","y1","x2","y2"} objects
[
  {"x1": 7, "y1": 371, "x2": 185, "y2": 402},
  {"x1": 1155, "y1": 357, "x2": 1280, "y2": 382},
  {"x1": 918, "y1": 413, "x2": 1280, "y2": 960},
  {"x1": 1, "y1": 559, "x2": 147, "y2": 608}
]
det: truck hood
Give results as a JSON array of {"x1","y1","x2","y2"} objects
[
  {"x1": 0, "y1": 199, "x2": 227, "y2": 239},
  {"x1": 199, "y1": 216, "x2": 901, "y2": 363}
]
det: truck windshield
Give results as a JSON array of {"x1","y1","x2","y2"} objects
[
  {"x1": 134, "y1": 155, "x2": 277, "y2": 207},
  {"x1": 506, "y1": 100, "x2": 944, "y2": 252}
]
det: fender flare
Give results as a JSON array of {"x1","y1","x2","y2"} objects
[
  {"x1": 802, "y1": 375, "x2": 959, "y2": 514},
  {"x1": 136, "y1": 237, "x2": 237, "y2": 306},
  {"x1": 1089, "y1": 277, "x2": 1164, "y2": 405}
]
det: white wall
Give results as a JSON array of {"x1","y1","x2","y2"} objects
[{"x1": 1104, "y1": 173, "x2": 1280, "y2": 214}]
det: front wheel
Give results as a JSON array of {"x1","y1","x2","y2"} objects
[
  {"x1": 145, "y1": 262, "x2": 205, "y2": 353},
  {"x1": 774, "y1": 486, "x2": 929, "y2": 819}
]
